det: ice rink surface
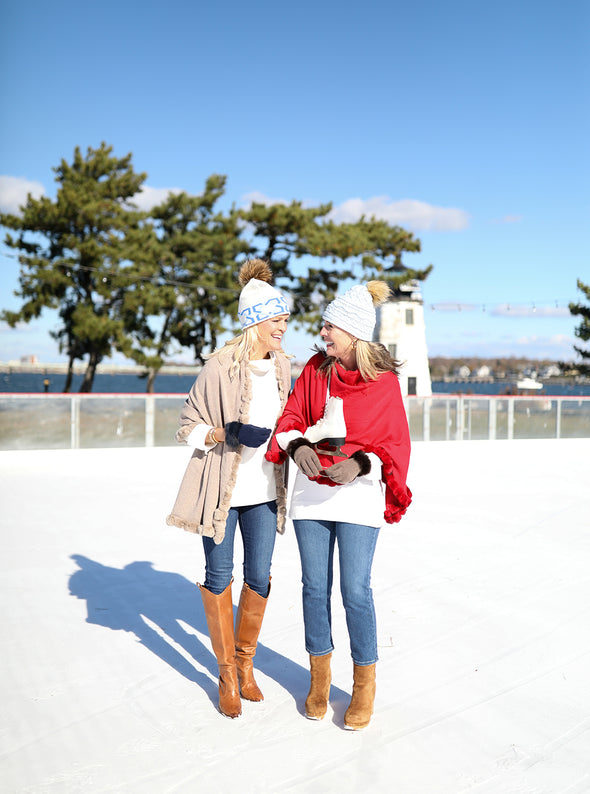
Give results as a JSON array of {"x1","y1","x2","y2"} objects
[{"x1": 1, "y1": 438, "x2": 589, "y2": 793}]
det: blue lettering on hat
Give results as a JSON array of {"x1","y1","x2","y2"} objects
[{"x1": 239, "y1": 295, "x2": 289, "y2": 327}]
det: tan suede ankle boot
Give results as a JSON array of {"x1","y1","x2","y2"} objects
[
  {"x1": 199, "y1": 581, "x2": 241, "y2": 719},
  {"x1": 305, "y1": 652, "x2": 332, "y2": 720},
  {"x1": 344, "y1": 663, "x2": 376, "y2": 730}
]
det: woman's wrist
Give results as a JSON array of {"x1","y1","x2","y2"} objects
[
  {"x1": 206, "y1": 427, "x2": 218, "y2": 446},
  {"x1": 207, "y1": 426, "x2": 226, "y2": 445}
]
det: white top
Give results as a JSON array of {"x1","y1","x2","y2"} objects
[
  {"x1": 186, "y1": 356, "x2": 281, "y2": 507},
  {"x1": 276, "y1": 430, "x2": 385, "y2": 528}
]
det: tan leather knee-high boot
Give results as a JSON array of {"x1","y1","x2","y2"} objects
[
  {"x1": 344, "y1": 663, "x2": 376, "y2": 730},
  {"x1": 234, "y1": 580, "x2": 270, "y2": 701},
  {"x1": 305, "y1": 652, "x2": 332, "y2": 720},
  {"x1": 199, "y1": 581, "x2": 241, "y2": 719}
]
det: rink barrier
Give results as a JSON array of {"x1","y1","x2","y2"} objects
[{"x1": 1, "y1": 393, "x2": 589, "y2": 450}]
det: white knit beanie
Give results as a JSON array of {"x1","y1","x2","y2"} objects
[
  {"x1": 323, "y1": 284, "x2": 376, "y2": 341},
  {"x1": 238, "y1": 277, "x2": 290, "y2": 329}
]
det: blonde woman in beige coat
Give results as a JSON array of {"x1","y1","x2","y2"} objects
[{"x1": 167, "y1": 259, "x2": 291, "y2": 718}]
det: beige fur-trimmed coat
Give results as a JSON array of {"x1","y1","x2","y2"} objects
[{"x1": 166, "y1": 348, "x2": 291, "y2": 544}]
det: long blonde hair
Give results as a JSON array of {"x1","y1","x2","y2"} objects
[
  {"x1": 316, "y1": 340, "x2": 401, "y2": 381},
  {"x1": 206, "y1": 324, "x2": 292, "y2": 378},
  {"x1": 205, "y1": 327, "x2": 258, "y2": 378}
]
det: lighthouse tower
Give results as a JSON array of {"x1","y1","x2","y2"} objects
[{"x1": 374, "y1": 281, "x2": 432, "y2": 397}]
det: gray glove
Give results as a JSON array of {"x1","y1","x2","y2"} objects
[
  {"x1": 323, "y1": 451, "x2": 372, "y2": 484},
  {"x1": 287, "y1": 438, "x2": 324, "y2": 478}
]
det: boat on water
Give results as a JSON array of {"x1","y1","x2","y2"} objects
[{"x1": 516, "y1": 376, "x2": 543, "y2": 391}]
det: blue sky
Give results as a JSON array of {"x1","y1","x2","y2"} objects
[{"x1": 1, "y1": 0, "x2": 588, "y2": 364}]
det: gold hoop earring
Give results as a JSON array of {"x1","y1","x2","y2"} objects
[{"x1": 352, "y1": 339, "x2": 358, "y2": 350}]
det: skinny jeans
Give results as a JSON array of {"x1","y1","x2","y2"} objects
[
  {"x1": 293, "y1": 519, "x2": 379, "y2": 665},
  {"x1": 202, "y1": 501, "x2": 277, "y2": 596}
]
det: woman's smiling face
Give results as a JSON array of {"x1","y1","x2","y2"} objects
[
  {"x1": 251, "y1": 314, "x2": 289, "y2": 359},
  {"x1": 320, "y1": 320, "x2": 356, "y2": 367}
]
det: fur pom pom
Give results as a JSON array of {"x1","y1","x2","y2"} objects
[
  {"x1": 238, "y1": 258, "x2": 273, "y2": 287},
  {"x1": 366, "y1": 280, "x2": 391, "y2": 306}
]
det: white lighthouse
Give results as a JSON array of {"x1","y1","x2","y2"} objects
[{"x1": 374, "y1": 281, "x2": 432, "y2": 397}]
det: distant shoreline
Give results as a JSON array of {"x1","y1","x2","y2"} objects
[
  {"x1": 2, "y1": 365, "x2": 589, "y2": 397},
  {"x1": 0, "y1": 361, "x2": 201, "y2": 376},
  {"x1": 1, "y1": 361, "x2": 585, "y2": 388}
]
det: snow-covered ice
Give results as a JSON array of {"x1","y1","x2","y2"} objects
[{"x1": 1, "y1": 439, "x2": 589, "y2": 793}]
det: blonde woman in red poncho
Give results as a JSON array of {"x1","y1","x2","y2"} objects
[
  {"x1": 266, "y1": 280, "x2": 412, "y2": 730},
  {"x1": 167, "y1": 259, "x2": 291, "y2": 719}
]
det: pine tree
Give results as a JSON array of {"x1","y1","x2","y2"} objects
[
  {"x1": 569, "y1": 279, "x2": 590, "y2": 375},
  {"x1": 1, "y1": 143, "x2": 146, "y2": 391},
  {"x1": 118, "y1": 177, "x2": 249, "y2": 392},
  {"x1": 239, "y1": 201, "x2": 432, "y2": 334},
  {"x1": 2, "y1": 144, "x2": 435, "y2": 391}
]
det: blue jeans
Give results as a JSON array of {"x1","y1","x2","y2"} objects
[
  {"x1": 293, "y1": 519, "x2": 380, "y2": 666},
  {"x1": 202, "y1": 501, "x2": 277, "y2": 596}
]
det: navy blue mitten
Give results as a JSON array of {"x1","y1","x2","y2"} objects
[{"x1": 224, "y1": 421, "x2": 272, "y2": 449}]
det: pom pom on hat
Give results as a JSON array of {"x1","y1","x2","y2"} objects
[
  {"x1": 237, "y1": 258, "x2": 290, "y2": 329},
  {"x1": 366, "y1": 280, "x2": 391, "y2": 306},
  {"x1": 323, "y1": 280, "x2": 390, "y2": 341},
  {"x1": 238, "y1": 259, "x2": 273, "y2": 287}
]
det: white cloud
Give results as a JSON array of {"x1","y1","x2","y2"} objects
[
  {"x1": 0, "y1": 176, "x2": 46, "y2": 214},
  {"x1": 496, "y1": 214, "x2": 523, "y2": 224},
  {"x1": 239, "y1": 192, "x2": 470, "y2": 231},
  {"x1": 0, "y1": 178, "x2": 187, "y2": 215},
  {"x1": 491, "y1": 305, "x2": 571, "y2": 318},
  {"x1": 129, "y1": 185, "x2": 184, "y2": 211},
  {"x1": 328, "y1": 196, "x2": 470, "y2": 231},
  {"x1": 427, "y1": 333, "x2": 577, "y2": 360},
  {"x1": 515, "y1": 334, "x2": 573, "y2": 347},
  {"x1": 513, "y1": 334, "x2": 576, "y2": 358},
  {"x1": 240, "y1": 191, "x2": 288, "y2": 207},
  {"x1": 430, "y1": 302, "x2": 478, "y2": 312}
]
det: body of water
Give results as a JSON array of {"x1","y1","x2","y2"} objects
[
  {"x1": 2, "y1": 371, "x2": 590, "y2": 396},
  {"x1": 0, "y1": 371, "x2": 199, "y2": 395},
  {"x1": 429, "y1": 380, "x2": 590, "y2": 397}
]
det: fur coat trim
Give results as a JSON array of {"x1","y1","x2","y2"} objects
[{"x1": 166, "y1": 349, "x2": 290, "y2": 543}]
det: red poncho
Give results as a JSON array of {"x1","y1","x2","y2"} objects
[{"x1": 266, "y1": 353, "x2": 412, "y2": 524}]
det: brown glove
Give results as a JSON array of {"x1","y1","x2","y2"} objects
[
  {"x1": 287, "y1": 437, "x2": 324, "y2": 478},
  {"x1": 323, "y1": 450, "x2": 372, "y2": 484}
]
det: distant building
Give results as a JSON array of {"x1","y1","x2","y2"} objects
[
  {"x1": 476, "y1": 364, "x2": 491, "y2": 378},
  {"x1": 374, "y1": 281, "x2": 432, "y2": 397}
]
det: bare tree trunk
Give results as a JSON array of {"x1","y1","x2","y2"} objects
[
  {"x1": 63, "y1": 356, "x2": 75, "y2": 393},
  {"x1": 146, "y1": 368, "x2": 156, "y2": 394},
  {"x1": 80, "y1": 351, "x2": 100, "y2": 392}
]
